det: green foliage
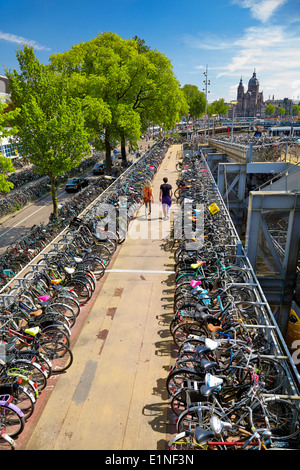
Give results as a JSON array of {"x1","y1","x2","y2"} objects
[
  {"x1": 265, "y1": 103, "x2": 276, "y2": 116},
  {"x1": 0, "y1": 102, "x2": 21, "y2": 192},
  {"x1": 181, "y1": 84, "x2": 205, "y2": 119},
  {"x1": 292, "y1": 104, "x2": 300, "y2": 116},
  {"x1": 277, "y1": 106, "x2": 285, "y2": 117},
  {"x1": 50, "y1": 32, "x2": 187, "y2": 170},
  {"x1": 0, "y1": 152, "x2": 15, "y2": 192},
  {"x1": 6, "y1": 45, "x2": 90, "y2": 214}
]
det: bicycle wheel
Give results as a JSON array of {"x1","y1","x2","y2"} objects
[
  {"x1": 89, "y1": 244, "x2": 111, "y2": 263},
  {"x1": 42, "y1": 325, "x2": 71, "y2": 348},
  {"x1": 172, "y1": 321, "x2": 207, "y2": 347},
  {"x1": 166, "y1": 367, "x2": 204, "y2": 396},
  {"x1": 170, "y1": 388, "x2": 188, "y2": 417},
  {"x1": 0, "y1": 383, "x2": 35, "y2": 421},
  {"x1": 55, "y1": 294, "x2": 80, "y2": 317},
  {"x1": 221, "y1": 266, "x2": 250, "y2": 284},
  {"x1": 12, "y1": 359, "x2": 47, "y2": 392},
  {"x1": 40, "y1": 341, "x2": 73, "y2": 373},
  {"x1": 65, "y1": 278, "x2": 92, "y2": 304},
  {"x1": 81, "y1": 257, "x2": 105, "y2": 280},
  {"x1": 176, "y1": 405, "x2": 222, "y2": 433},
  {"x1": 0, "y1": 403, "x2": 25, "y2": 438},
  {"x1": 248, "y1": 357, "x2": 286, "y2": 393},
  {"x1": 251, "y1": 398, "x2": 300, "y2": 440},
  {"x1": 11, "y1": 385, "x2": 35, "y2": 420},
  {"x1": 46, "y1": 302, "x2": 76, "y2": 328}
]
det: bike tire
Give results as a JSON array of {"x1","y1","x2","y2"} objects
[
  {"x1": 40, "y1": 340, "x2": 73, "y2": 374},
  {"x1": 0, "y1": 403, "x2": 25, "y2": 438},
  {"x1": 12, "y1": 359, "x2": 47, "y2": 392},
  {"x1": 251, "y1": 398, "x2": 300, "y2": 440}
]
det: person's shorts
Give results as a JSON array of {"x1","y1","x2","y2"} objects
[{"x1": 162, "y1": 196, "x2": 172, "y2": 207}]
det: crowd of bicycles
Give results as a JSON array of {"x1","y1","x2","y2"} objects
[
  {"x1": 0, "y1": 139, "x2": 171, "y2": 449},
  {"x1": 167, "y1": 149, "x2": 300, "y2": 450},
  {"x1": 0, "y1": 154, "x2": 103, "y2": 220}
]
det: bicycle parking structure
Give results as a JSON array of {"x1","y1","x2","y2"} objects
[
  {"x1": 0, "y1": 138, "x2": 175, "y2": 450},
  {"x1": 167, "y1": 144, "x2": 300, "y2": 450}
]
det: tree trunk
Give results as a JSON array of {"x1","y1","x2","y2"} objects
[
  {"x1": 50, "y1": 174, "x2": 58, "y2": 216},
  {"x1": 120, "y1": 134, "x2": 127, "y2": 163},
  {"x1": 104, "y1": 129, "x2": 112, "y2": 173}
]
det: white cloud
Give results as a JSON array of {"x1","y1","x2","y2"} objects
[
  {"x1": 182, "y1": 33, "x2": 232, "y2": 50},
  {"x1": 183, "y1": 23, "x2": 300, "y2": 100},
  {"x1": 231, "y1": 0, "x2": 288, "y2": 23},
  {"x1": 0, "y1": 31, "x2": 50, "y2": 51},
  {"x1": 217, "y1": 25, "x2": 300, "y2": 77}
]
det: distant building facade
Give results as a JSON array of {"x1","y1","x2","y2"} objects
[
  {"x1": 0, "y1": 75, "x2": 10, "y2": 97},
  {"x1": 264, "y1": 97, "x2": 294, "y2": 116},
  {"x1": 236, "y1": 71, "x2": 264, "y2": 117}
]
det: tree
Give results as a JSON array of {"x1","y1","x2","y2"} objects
[
  {"x1": 50, "y1": 33, "x2": 188, "y2": 171},
  {"x1": 50, "y1": 33, "x2": 142, "y2": 171},
  {"x1": 277, "y1": 107, "x2": 285, "y2": 117},
  {"x1": 265, "y1": 103, "x2": 276, "y2": 116},
  {"x1": 212, "y1": 98, "x2": 229, "y2": 117},
  {"x1": 0, "y1": 102, "x2": 20, "y2": 192},
  {"x1": 6, "y1": 45, "x2": 90, "y2": 215},
  {"x1": 131, "y1": 47, "x2": 188, "y2": 135},
  {"x1": 181, "y1": 84, "x2": 205, "y2": 119},
  {"x1": 292, "y1": 105, "x2": 300, "y2": 117}
]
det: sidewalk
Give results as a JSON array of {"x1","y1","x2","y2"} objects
[{"x1": 23, "y1": 144, "x2": 182, "y2": 450}]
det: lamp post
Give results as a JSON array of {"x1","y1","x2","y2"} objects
[
  {"x1": 203, "y1": 65, "x2": 210, "y2": 139},
  {"x1": 230, "y1": 100, "x2": 238, "y2": 143}
]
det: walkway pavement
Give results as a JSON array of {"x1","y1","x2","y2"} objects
[{"x1": 22, "y1": 144, "x2": 182, "y2": 450}]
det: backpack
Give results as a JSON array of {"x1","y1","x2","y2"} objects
[{"x1": 143, "y1": 186, "x2": 152, "y2": 202}]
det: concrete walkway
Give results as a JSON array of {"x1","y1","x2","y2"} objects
[{"x1": 23, "y1": 144, "x2": 182, "y2": 450}]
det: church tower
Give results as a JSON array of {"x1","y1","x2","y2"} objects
[
  {"x1": 237, "y1": 77, "x2": 244, "y2": 115},
  {"x1": 236, "y1": 70, "x2": 264, "y2": 117},
  {"x1": 248, "y1": 70, "x2": 259, "y2": 96}
]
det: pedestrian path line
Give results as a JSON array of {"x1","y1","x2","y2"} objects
[{"x1": 106, "y1": 269, "x2": 175, "y2": 274}]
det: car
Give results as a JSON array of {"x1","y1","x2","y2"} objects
[
  {"x1": 92, "y1": 163, "x2": 105, "y2": 175},
  {"x1": 65, "y1": 177, "x2": 89, "y2": 192}
]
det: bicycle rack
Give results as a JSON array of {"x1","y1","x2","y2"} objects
[{"x1": 179, "y1": 144, "x2": 300, "y2": 399}]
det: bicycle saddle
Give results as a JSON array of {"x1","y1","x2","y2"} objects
[
  {"x1": 5, "y1": 342, "x2": 16, "y2": 353},
  {"x1": 190, "y1": 261, "x2": 205, "y2": 269},
  {"x1": 64, "y1": 267, "x2": 75, "y2": 274},
  {"x1": 38, "y1": 295, "x2": 51, "y2": 302},
  {"x1": 200, "y1": 384, "x2": 221, "y2": 398},
  {"x1": 194, "y1": 427, "x2": 214, "y2": 445},
  {"x1": 190, "y1": 280, "x2": 201, "y2": 288},
  {"x1": 201, "y1": 357, "x2": 217, "y2": 371},
  {"x1": 29, "y1": 309, "x2": 43, "y2": 317},
  {"x1": 195, "y1": 304, "x2": 209, "y2": 314},
  {"x1": 196, "y1": 345, "x2": 211, "y2": 356},
  {"x1": 207, "y1": 323, "x2": 222, "y2": 332}
]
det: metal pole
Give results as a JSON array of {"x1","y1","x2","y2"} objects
[{"x1": 203, "y1": 65, "x2": 209, "y2": 139}]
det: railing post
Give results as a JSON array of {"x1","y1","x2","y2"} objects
[{"x1": 247, "y1": 143, "x2": 253, "y2": 163}]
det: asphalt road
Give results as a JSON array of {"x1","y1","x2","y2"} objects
[
  {"x1": 0, "y1": 176, "x2": 93, "y2": 254},
  {"x1": 0, "y1": 140, "x2": 155, "y2": 255}
]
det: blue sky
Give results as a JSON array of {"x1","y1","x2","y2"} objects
[{"x1": 0, "y1": 0, "x2": 300, "y2": 103}]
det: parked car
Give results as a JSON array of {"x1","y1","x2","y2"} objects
[
  {"x1": 65, "y1": 177, "x2": 89, "y2": 192},
  {"x1": 92, "y1": 163, "x2": 105, "y2": 175}
]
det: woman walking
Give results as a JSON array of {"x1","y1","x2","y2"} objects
[
  {"x1": 159, "y1": 177, "x2": 173, "y2": 219},
  {"x1": 142, "y1": 180, "x2": 154, "y2": 218}
]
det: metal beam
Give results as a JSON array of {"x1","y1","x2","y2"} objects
[{"x1": 245, "y1": 191, "x2": 300, "y2": 335}]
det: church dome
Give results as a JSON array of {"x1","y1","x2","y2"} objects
[{"x1": 248, "y1": 71, "x2": 259, "y2": 87}]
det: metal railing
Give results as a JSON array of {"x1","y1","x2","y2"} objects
[
  {"x1": 184, "y1": 143, "x2": 300, "y2": 397},
  {"x1": 208, "y1": 138, "x2": 300, "y2": 164}
]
